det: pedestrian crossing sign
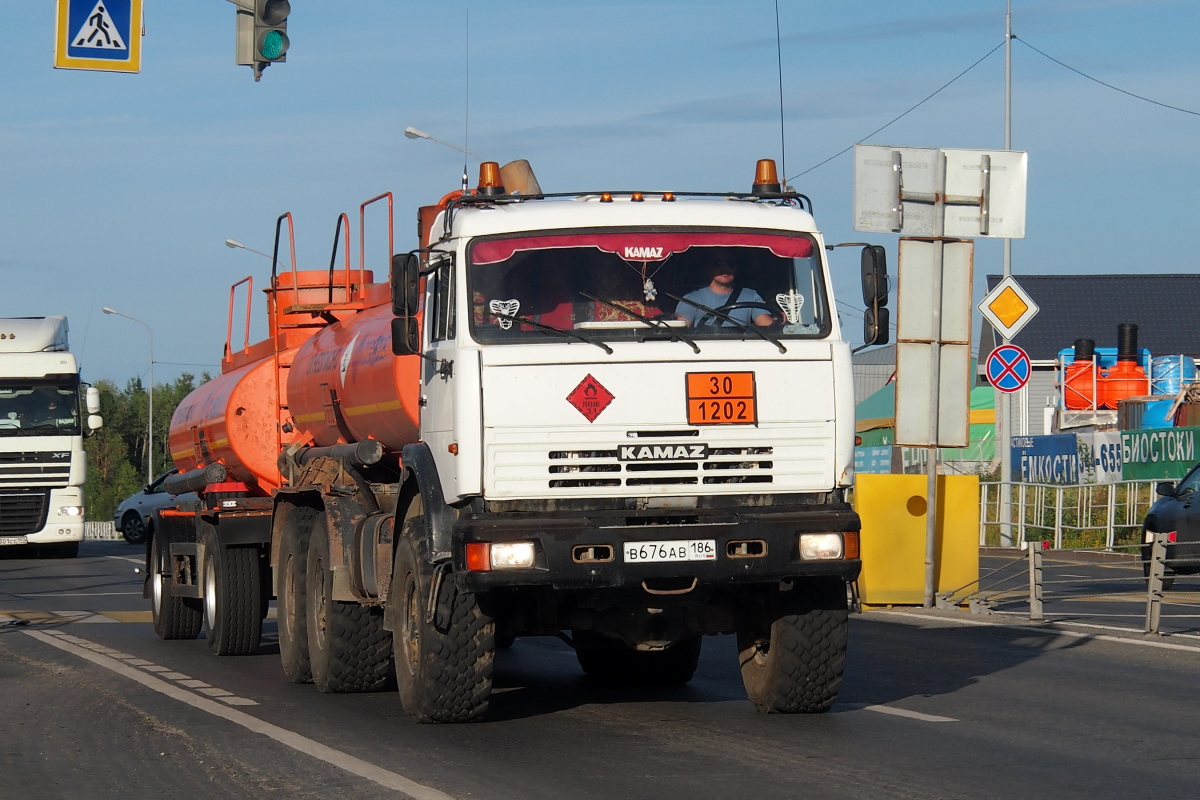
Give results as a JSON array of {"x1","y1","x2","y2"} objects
[{"x1": 54, "y1": 0, "x2": 142, "y2": 73}]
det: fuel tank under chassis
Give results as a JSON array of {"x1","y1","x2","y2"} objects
[
  {"x1": 287, "y1": 303, "x2": 421, "y2": 451},
  {"x1": 169, "y1": 354, "x2": 284, "y2": 493}
]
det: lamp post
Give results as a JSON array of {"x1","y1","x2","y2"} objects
[
  {"x1": 103, "y1": 307, "x2": 154, "y2": 484},
  {"x1": 405, "y1": 126, "x2": 478, "y2": 191},
  {"x1": 225, "y1": 239, "x2": 273, "y2": 260}
]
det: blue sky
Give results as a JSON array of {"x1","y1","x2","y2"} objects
[{"x1": 1, "y1": 0, "x2": 1196, "y2": 385}]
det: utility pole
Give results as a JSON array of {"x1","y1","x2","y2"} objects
[{"x1": 998, "y1": 0, "x2": 1015, "y2": 546}]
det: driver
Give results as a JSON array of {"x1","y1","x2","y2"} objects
[{"x1": 676, "y1": 254, "x2": 774, "y2": 327}]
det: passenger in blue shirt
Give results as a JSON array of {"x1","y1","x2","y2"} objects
[{"x1": 676, "y1": 257, "x2": 776, "y2": 327}]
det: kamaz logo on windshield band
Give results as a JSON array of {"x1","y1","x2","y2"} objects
[
  {"x1": 618, "y1": 444, "x2": 708, "y2": 461},
  {"x1": 623, "y1": 246, "x2": 664, "y2": 260}
]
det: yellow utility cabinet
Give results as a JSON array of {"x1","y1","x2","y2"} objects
[{"x1": 853, "y1": 474, "x2": 980, "y2": 606}]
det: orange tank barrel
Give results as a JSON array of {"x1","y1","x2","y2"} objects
[
  {"x1": 1063, "y1": 339, "x2": 1097, "y2": 410},
  {"x1": 169, "y1": 354, "x2": 285, "y2": 494},
  {"x1": 287, "y1": 304, "x2": 421, "y2": 451},
  {"x1": 1098, "y1": 360, "x2": 1148, "y2": 410}
]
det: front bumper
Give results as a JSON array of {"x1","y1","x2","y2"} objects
[
  {"x1": 2, "y1": 487, "x2": 84, "y2": 545},
  {"x1": 453, "y1": 503, "x2": 861, "y2": 592}
]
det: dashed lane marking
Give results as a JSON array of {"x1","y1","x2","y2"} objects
[
  {"x1": 863, "y1": 705, "x2": 957, "y2": 723},
  {"x1": 23, "y1": 630, "x2": 453, "y2": 800}
]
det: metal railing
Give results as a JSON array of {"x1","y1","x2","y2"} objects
[{"x1": 980, "y1": 480, "x2": 1158, "y2": 549}]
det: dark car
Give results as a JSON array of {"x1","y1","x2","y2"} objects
[
  {"x1": 1140, "y1": 464, "x2": 1200, "y2": 589},
  {"x1": 113, "y1": 469, "x2": 194, "y2": 545}
]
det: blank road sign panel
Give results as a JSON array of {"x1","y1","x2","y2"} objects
[
  {"x1": 895, "y1": 342, "x2": 934, "y2": 446},
  {"x1": 937, "y1": 344, "x2": 971, "y2": 447},
  {"x1": 942, "y1": 149, "x2": 1028, "y2": 240},
  {"x1": 896, "y1": 239, "x2": 974, "y2": 344},
  {"x1": 853, "y1": 145, "x2": 939, "y2": 236}
]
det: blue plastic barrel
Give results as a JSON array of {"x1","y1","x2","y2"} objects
[
  {"x1": 1150, "y1": 355, "x2": 1196, "y2": 396},
  {"x1": 1142, "y1": 399, "x2": 1176, "y2": 429}
]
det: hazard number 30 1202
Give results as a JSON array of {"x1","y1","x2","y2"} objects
[{"x1": 685, "y1": 371, "x2": 757, "y2": 425}]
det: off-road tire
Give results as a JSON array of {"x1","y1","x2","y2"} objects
[
  {"x1": 574, "y1": 632, "x2": 702, "y2": 686},
  {"x1": 393, "y1": 518, "x2": 494, "y2": 723},
  {"x1": 150, "y1": 532, "x2": 201, "y2": 640},
  {"x1": 306, "y1": 516, "x2": 391, "y2": 693},
  {"x1": 278, "y1": 508, "x2": 315, "y2": 684},
  {"x1": 201, "y1": 529, "x2": 263, "y2": 656},
  {"x1": 737, "y1": 576, "x2": 849, "y2": 714},
  {"x1": 123, "y1": 512, "x2": 148, "y2": 545}
]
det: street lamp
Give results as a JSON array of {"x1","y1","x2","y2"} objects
[
  {"x1": 102, "y1": 307, "x2": 154, "y2": 485},
  {"x1": 225, "y1": 239, "x2": 273, "y2": 260},
  {"x1": 403, "y1": 126, "x2": 479, "y2": 157}
]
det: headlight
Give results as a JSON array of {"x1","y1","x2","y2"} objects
[
  {"x1": 58, "y1": 506, "x2": 83, "y2": 517},
  {"x1": 799, "y1": 533, "x2": 843, "y2": 560},
  {"x1": 490, "y1": 542, "x2": 537, "y2": 570},
  {"x1": 465, "y1": 541, "x2": 538, "y2": 571}
]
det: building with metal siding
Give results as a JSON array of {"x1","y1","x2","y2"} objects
[{"x1": 852, "y1": 343, "x2": 895, "y2": 404}]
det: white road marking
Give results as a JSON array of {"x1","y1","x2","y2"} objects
[
  {"x1": 24, "y1": 630, "x2": 454, "y2": 800},
  {"x1": 864, "y1": 705, "x2": 957, "y2": 723},
  {"x1": 873, "y1": 610, "x2": 1200, "y2": 653},
  {"x1": 13, "y1": 592, "x2": 142, "y2": 597}
]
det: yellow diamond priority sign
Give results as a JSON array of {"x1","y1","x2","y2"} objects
[{"x1": 978, "y1": 275, "x2": 1038, "y2": 340}]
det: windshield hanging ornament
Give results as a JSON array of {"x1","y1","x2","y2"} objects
[{"x1": 643, "y1": 277, "x2": 657, "y2": 302}]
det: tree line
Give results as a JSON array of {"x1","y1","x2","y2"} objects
[{"x1": 85, "y1": 373, "x2": 209, "y2": 521}]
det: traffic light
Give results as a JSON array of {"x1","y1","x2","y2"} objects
[{"x1": 234, "y1": 0, "x2": 290, "y2": 81}]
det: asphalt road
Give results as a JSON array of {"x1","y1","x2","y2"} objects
[{"x1": 2, "y1": 541, "x2": 1200, "y2": 800}]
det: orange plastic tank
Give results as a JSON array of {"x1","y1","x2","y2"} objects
[
  {"x1": 169, "y1": 355, "x2": 285, "y2": 493},
  {"x1": 1063, "y1": 339, "x2": 1097, "y2": 410},
  {"x1": 1099, "y1": 361, "x2": 1148, "y2": 409},
  {"x1": 287, "y1": 303, "x2": 422, "y2": 450}
]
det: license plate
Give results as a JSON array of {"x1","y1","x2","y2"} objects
[
  {"x1": 623, "y1": 539, "x2": 716, "y2": 563},
  {"x1": 685, "y1": 371, "x2": 757, "y2": 425},
  {"x1": 0, "y1": 536, "x2": 28, "y2": 546}
]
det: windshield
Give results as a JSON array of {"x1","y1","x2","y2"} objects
[
  {"x1": 466, "y1": 230, "x2": 830, "y2": 345},
  {"x1": 0, "y1": 380, "x2": 81, "y2": 437}
]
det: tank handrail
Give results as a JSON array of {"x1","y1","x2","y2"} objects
[
  {"x1": 327, "y1": 213, "x2": 352, "y2": 304},
  {"x1": 359, "y1": 192, "x2": 393, "y2": 298},
  {"x1": 270, "y1": 212, "x2": 299, "y2": 317},
  {"x1": 225, "y1": 276, "x2": 253, "y2": 357}
]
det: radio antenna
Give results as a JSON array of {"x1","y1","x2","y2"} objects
[
  {"x1": 774, "y1": 0, "x2": 787, "y2": 185},
  {"x1": 462, "y1": 6, "x2": 470, "y2": 192}
]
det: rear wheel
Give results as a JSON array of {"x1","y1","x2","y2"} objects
[
  {"x1": 574, "y1": 633, "x2": 702, "y2": 686},
  {"x1": 737, "y1": 577, "x2": 849, "y2": 714},
  {"x1": 122, "y1": 512, "x2": 148, "y2": 545},
  {"x1": 306, "y1": 516, "x2": 391, "y2": 693},
  {"x1": 201, "y1": 530, "x2": 262, "y2": 656},
  {"x1": 394, "y1": 518, "x2": 494, "y2": 722},
  {"x1": 151, "y1": 531, "x2": 201, "y2": 640},
  {"x1": 278, "y1": 509, "x2": 314, "y2": 684}
]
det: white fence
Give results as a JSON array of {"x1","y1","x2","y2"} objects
[
  {"x1": 84, "y1": 521, "x2": 120, "y2": 540},
  {"x1": 979, "y1": 480, "x2": 1159, "y2": 549}
]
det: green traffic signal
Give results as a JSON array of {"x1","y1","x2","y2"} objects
[{"x1": 259, "y1": 30, "x2": 289, "y2": 60}]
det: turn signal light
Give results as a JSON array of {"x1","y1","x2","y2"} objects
[
  {"x1": 466, "y1": 542, "x2": 490, "y2": 571},
  {"x1": 477, "y1": 162, "x2": 505, "y2": 196},
  {"x1": 752, "y1": 158, "x2": 782, "y2": 196},
  {"x1": 843, "y1": 531, "x2": 860, "y2": 560}
]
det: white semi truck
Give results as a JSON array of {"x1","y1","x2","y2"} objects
[{"x1": 0, "y1": 316, "x2": 102, "y2": 558}]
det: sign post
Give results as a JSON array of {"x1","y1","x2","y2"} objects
[
  {"x1": 55, "y1": 0, "x2": 143, "y2": 73},
  {"x1": 855, "y1": 144, "x2": 1028, "y2": 606}
]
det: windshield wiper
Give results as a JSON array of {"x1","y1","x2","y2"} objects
[
  {"x1": 664, "y1": 292, "x2": 786, "y2": 353},
  {"x1": 491, "y1": 313, "x2": 614, "y2": 355},
  {"x1": 578, "y1": 292, "x2": 701, "y2": 354}
]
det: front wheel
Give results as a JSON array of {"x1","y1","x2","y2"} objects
[
  {"x1": 122, "y1": 512, "x2": 148, "y2": 545},
  {"x1": 737, "y1": 577, "x2": 849, "y2": 714},
  {"x1": 393, "y1": 519, "x2": 494, "y2": 722}
]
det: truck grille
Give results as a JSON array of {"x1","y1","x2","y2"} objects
[
  {"x1": 0, "y1": 452, "x2": 72, "y2": 488},
  {"x1": 0, "y1": 490, "x2": 50, "y2": 535},
  {"x1": 547, "y1": 447, "x2": 774, "y2": 488}
]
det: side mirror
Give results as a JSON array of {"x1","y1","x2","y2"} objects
[
  {"x1": 1157, "y1": 481, "x2": 1177, "y2": 497},
  {"x1": 87, "y1": 414, "x2": 103, "y2": 431},
  {"x1": 860, "y1": 245, "x2": 888, "y2": 307},
  {"x1": 390, "y1": 252, "x2": 422, "y2": 318},
  {"x1": 863, "y1": 306, "x2": 890, "y2": 348},
  {"x1": 85, "y1": 386, "x2": 101, "y2": 414},
  {"x1": 391, "y1": 316, "x2": 420, "y2": 356}
]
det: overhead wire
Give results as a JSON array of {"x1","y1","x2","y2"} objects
[
  {"x1": 1014, "y1": 36, "x2": 1200, "y2": 117},
  {"x1": 787, "y1": 40, "x2": 1005, "y2": 182}
]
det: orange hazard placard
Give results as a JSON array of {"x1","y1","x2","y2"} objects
[{"x1": 685, "y1": 372, "x2": 757, "y2": 425}]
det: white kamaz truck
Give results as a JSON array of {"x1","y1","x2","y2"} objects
[{"x1": 0, "y1": 316, "x2": 102, "y2": 558}]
